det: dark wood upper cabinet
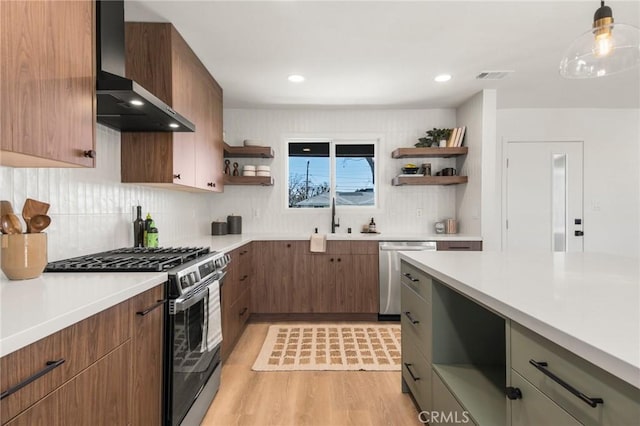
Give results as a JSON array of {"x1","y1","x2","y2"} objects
[
  {"x1": 121, "y1": 23, "x2": 223, "y2": 192},
  {"x1": 0, "y1": 0, "x2": 96, "y2": 168}
]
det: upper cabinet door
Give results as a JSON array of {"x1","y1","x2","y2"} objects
[
  {"x1": 121, "y1": 23, "x2": 223, "y2": 192},
  {"x1": 1, "y1": 0, "x2": 96, "y2": 168}
]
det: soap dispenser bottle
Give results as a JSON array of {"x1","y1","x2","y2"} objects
[{"x1": 368, "y1": 218, "x2": 376, "y2": 233}]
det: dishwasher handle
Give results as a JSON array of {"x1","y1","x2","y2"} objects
[{"x1": 379, "y1": 245, "x2": 436, "y2": 251}]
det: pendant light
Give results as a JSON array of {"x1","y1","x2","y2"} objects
[{"x1": 559, "y1": 0, "x2": 640, "y2": 78}]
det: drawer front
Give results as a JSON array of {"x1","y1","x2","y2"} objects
[
  {"x1": 7, "y1": 341, "x2": 131, "y2": 426},
  {"x1": 401, "y1": 283, "x2": 431, "y2": 361},
  {"x1": 234, "y1": 287, "x2": 251, "y2": 329},
  {"x1": 0, "y1": 301, "x2": 130, "y2": 423},
  {"x1": 436, "y1": 241, "x2": 482, "y2": 251},
  {"x1": 432, "y1": 371, "x2": 477, "y2": 426},
  {"x1": 511, "y1": 370, "x2": 582, "y2": 426},
  {"x1": 401, "y1": 337, "x2": 432, "y2": 412},
  {"x1": 511, "y1": 322, "x2": 640, "y2": 426},
  {"x1": 400, "y1": 260, "x2": 431, "y2": 302},
  {"x1": 237, "y1": 243, "x2": 253, "y2": 286}
]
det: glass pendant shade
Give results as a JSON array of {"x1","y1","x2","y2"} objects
[{"x1": 560, "y1": 1, "x2": 640, "y2": 78}]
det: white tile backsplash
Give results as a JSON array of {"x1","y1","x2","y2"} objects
[
  {"x1": 216, "y1": 108, "x2": 462, "y2": 234},
  {"x1": 0, "y1": 125, "x2": 211, "y2": 261}
]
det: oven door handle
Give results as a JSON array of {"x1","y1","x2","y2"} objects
[{"x1": 172, "y1": 284, "x2": 212, "y2": 314}]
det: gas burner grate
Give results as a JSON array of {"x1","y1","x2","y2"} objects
[{"x1": 45, "y1": 246, "x2": 210, "y2": 273}]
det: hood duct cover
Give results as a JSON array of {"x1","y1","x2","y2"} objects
[{"x1": 96, "y1": 0, "x2": 195, "y2": 132}]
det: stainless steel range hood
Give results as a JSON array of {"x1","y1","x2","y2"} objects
[{"x1": 96, "y1": 0, "x2": 194, "y2": 132}]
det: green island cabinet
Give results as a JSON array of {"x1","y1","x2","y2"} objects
[{"x1": 400, "y1": 260, "x2": 640, "y2": 426}]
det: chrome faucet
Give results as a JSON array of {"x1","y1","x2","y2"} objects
[{"x1": 331, "y1": 197, "x2": 339, "y2": 233}]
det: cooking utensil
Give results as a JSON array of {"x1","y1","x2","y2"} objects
[
  {"x1": 1, "y1": 214, "x2": 23, "y2": 234},
  {"x1": 29, "y1": 214, "x2": 51, "y2": 233},
  {"x1": 22, "y1": 198, "x2": 50, "y2": 233},
  {"x1": 1, "y1": 200, "x2": 14, "y2": 217}
]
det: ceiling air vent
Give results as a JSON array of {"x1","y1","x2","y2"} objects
[{"x1": 475, "y1": 71, "x2": 513, "y2": 80}]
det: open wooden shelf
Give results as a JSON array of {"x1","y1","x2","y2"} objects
[
  {"x1": 223, "y1": 142, "x2": 274, "y2": 158},
  {"x1": 224, "y1": 175, "x2": 274, "y2": 186},
  {"x1": 391, "y1": 147, "x2": 468, "y2": 158},
  {"x1": 433, "y1": 364, "x2": 506, "y2": 426},
  {"x1": 392, "y1": 175, "x2": 468, "y2": 186}
]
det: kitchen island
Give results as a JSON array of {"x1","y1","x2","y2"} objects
[{"x1": 399, "y1": 250, "x2": 640, "y2": 425}]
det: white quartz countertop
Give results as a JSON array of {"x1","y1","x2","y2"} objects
[
  {"x1": 398, "y1": 250, "x2": 640, "y2": 389},
  {"x1": 0, "y1": 272, "x2": 166, "y2": 357},
  {"x1": 0, "y1": 232, "x2": 480, "y2": 358}
]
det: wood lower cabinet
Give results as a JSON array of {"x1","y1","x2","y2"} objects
[
  {"x1": 122, "y1": 23, "x2": 223, "y2": 192},
  {"x1": 0, "y1": 0, "x2": 95, "y2": 168},
  {"x1": 130, "y1": 285, "x2": 165, "y2": 426},
  {"x1": 436, "y1": 240, "x2": 482, "y2": 251},
  {"x1": 222, "y1": 243, "x2": 253, "y2": 361},
  {"x1": 252, "y1": 241, "x2": 307, "y2": 313},
  {"x1": 7, "y1": 341, "x2": 131, "y2": 426},
  {"x1": 253, "y1": 240, "x2": 378, "y2": 314},
  {"x1": 0, "y1": 283, "x2": 166, "y2": 425}
]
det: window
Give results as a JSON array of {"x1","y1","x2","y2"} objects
[{"x1": 288, "y1": 140, "x2": 376, "y2": 208}]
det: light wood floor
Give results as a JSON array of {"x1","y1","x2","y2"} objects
[{"x1": 201, "y1": 322, "x2": 422, "y2": 426}]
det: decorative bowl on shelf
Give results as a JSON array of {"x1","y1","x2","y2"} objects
[{"x1": 401, "y1": 167, "x2": 420, "y2": 174}]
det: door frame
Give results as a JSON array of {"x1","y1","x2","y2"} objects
[{"x1": 501, "y1": 138, "x2": 585, "y2": 251}]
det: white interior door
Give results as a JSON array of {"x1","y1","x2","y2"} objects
[{"x1": 505, "y1": 141, "x2": 584, "y2": 252}]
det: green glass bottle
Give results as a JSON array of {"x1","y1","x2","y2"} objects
[{"x1": 144, "y1": 213, "x2": 153, "y2": 247}]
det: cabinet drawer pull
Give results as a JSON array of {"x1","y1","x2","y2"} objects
[
  {"x1": 403, "y1": 273, "x2": 419, "y2": 283},
  {"x1": 173, "y1": 174, "x2": 181, "y2": 180},
  {"x1": 448, "y1": 246, "x2": 470, "y2": 250},
  {"x1": 239, "y1": 275, "x2": 249, "y2": 282},
  {"x1": 239, "y1": 307, "x2": 248, "y2": 316},
  {"x1": 207, "y1": 182, "x2": 216, "y2": 187},
  {"x1": 83, "y1": 149, "x2": 96, "y2": 159},
  {"x1": 505, "y1": 386, "x2": 522, "y2": 400},
  {"x1": 403, "y1": 363, "x2": 420, "y2": 381},
  {"x1": 136, "y1": 299, "x2": 167, "y2": 316},
  {"x1": 403, "y1": 311, "x2": 420, "y2": 324},
  {"x1": 529, "y1": 359, "x2": 604, "y2": 408},
  {"x1": 1, "y1": 359, "x2": 65, "y2": 400}
]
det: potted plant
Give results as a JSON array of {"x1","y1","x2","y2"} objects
[{"x1": 415, "y1": 128, "x2": 452, "y2": 147}]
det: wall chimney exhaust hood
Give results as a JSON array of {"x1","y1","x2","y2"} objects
[{"x1": 96, "y1": 0, "x2": 195, "y2": 132}]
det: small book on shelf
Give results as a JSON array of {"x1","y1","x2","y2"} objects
[
  {"x1": 456, "y1": 126, "x2": 466, "y2": 147},
  {"x1": 447, "y1": 128, "x2": 459, "y2": 147}
]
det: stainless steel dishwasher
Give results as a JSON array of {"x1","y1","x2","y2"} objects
[{"x1": 379, "y1": 241, "x2": 437, "y2": 319}]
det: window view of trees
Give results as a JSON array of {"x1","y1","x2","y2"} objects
[{"x1": 288, "y1": 141, "x2": 376, "y2": 208}]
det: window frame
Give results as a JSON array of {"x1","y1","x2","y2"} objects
[{"x1": 285, "y1": 135, "x2": 380, "y2": 210}]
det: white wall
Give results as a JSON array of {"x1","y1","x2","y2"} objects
[
  {"x1": 0, "y1": 125, "x2": 212, "y2": 261},
  {"x1": 217, "y1": 108, "x2": 462, "y2": 235},
  {"x1": 497, "y1": 109, "x2": 640, "y2": 257},
  {"x1": 454, "y1": 90, "x2": 500, "y2": 249}
]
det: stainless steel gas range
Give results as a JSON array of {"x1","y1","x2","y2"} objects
[{"x1": 45, "y1": 246, "x2": 230, "y2": 425}]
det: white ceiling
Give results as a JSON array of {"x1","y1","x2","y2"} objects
[{"x1": 125, "y1": 1, "x2": 640, "y2": 109}]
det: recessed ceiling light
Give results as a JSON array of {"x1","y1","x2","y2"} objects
[
  {"x1": 288, "y1": 74, "x2": 305, "y2": 83},
  {"x1": 434, "y1": 74, "x2": 452, "y2": 83},
  {"x1": 169, "y1": 123, "x2": 179, "y2": 128},
  {"x1": 130, "y1": 99, "x2": 144, "y2": 106}
]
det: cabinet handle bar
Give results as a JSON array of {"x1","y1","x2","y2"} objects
[
  {"x1": 403, "y1": 273, "x2": 419, "y2": 283},
  {"x1": 404, "y1": 363, "x2": 420, "y2": 381},
  {"x1": 136, "y1": 299, "x2": 167, "y2": 316},
  {"x1": 529, "y1": 359, "x2": 604, "y2": 408},
  {"x1": 1, "y1": 359, "x2": 65, "y2": 400},
  {"x1": 403, "y1": 311, "x2": 420, "y2": 324}
]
